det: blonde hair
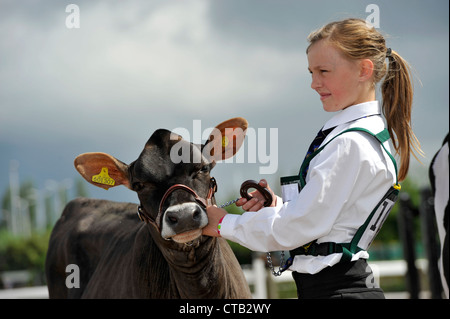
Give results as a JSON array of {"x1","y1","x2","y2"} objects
[{"x1": 307, "y1": 18, "x2": 423, "y2": 181}]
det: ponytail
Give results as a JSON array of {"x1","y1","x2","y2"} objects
[{"x1": 381, "y1": 50, "x2": 424, "y2": 181}]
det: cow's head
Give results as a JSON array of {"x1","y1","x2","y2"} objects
[{"x1": 74, "y1": 118, "x2": 247, "y2": 245}]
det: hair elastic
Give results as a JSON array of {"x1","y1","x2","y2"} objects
[{"x1": 386, "y1": 48, "x2": 392, "y2": 58}]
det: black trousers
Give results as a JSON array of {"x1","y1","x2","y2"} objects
[{"x1": 292, "y1": 259, "x2": 385, "y2": 299}]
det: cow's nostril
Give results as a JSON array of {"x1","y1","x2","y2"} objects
[
  {"x1": 168, "y1": 216, "x2": 178, "y2": 225},
  {"x1": 192, "y1": 207, "x2": 201, "y2": 221}
]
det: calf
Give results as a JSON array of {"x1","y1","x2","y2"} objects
[{"x1": 45, "y1": 118, "x2": 252, "y2": 298}]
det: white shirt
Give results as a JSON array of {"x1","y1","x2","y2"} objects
[{"x1": 220, "y1": 101, "x2": 397, "y2": 274}]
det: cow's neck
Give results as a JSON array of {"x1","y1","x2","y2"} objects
[
  {"x1": 147, "y1": 228, "x2": 234, "y2": 298},
  {"x1": 134, "y1": 225, "x2": 249, "y2": 298},
  {"x1": 166, "y1": 237, "x2": 231, "y2": 298}
]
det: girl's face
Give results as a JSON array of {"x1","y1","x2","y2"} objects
[{"x1": 307, "y1": 39, "x2": 371, "y2": 112}]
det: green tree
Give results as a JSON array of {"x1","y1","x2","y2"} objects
[{"x1": 75, "y1": 177, "x2": 89, "y2": 198}]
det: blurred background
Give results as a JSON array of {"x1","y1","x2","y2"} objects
[{"x1": 0, "y1": 0, "x2": 448, "y2": 298}]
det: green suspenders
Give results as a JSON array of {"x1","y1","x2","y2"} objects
[{"x1": 290, "y1": 127, "x2": 401, "y2": 263}]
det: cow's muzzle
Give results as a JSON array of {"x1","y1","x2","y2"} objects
[{"x1": 160, "y1": 202, "x2": 208, "y2": 242}]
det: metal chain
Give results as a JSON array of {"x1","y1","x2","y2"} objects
[
  {"x1": 266, "y1": 251, "x2": 286, "y2": 277},
  {"x1": 218, "y1": 197, "x2": 240, "y2": 208}
]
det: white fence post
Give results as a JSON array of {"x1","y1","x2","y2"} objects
[{"x1": 252, "y1": 255, "x2": 267, "y2": 299}]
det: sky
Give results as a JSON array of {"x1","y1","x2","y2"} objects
[{"x1": 0, "y1": 0, "x2": 448, "y2": 209}]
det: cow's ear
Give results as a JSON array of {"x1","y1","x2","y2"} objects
[
  {"x1": 204, "y1": 117, "x2": 248, "y2": 162},
  {"x1": 74, "y1": 152, "x2": 131, "y2": 190}
]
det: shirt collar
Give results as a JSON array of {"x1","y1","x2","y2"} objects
[{"x1": 322, "y1": 101, "x2": 381, "y2": 130}]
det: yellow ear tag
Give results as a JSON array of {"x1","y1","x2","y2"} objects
[
  {"x1": 92, "y1": 167, "x2": 115, "y2": 188},
  {"x1": 222, "y1": 136, "x2": 229, "y2": 148}
]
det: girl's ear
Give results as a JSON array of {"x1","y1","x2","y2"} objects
[{"x1": 359, "y1": 59, "x2": 374, "y2": 82}]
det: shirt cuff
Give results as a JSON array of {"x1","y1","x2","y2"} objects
[{"x1": 218, "y1": 213, "x2": 239, "y2": 239}]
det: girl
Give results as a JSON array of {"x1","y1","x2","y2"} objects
[{"x1": 203, "y1": 18, "x2": 423, "y2": 299}]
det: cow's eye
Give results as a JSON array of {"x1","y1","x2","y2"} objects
[
  {"x1": 132, "y1": 182, "x2": 145, "y2": 192},
  {"x1": 200, "y1": 165, "x2": 210, "y2": 173},
  {"x1": 193, "y1": 165, "x2": 209, "y2": 178}
]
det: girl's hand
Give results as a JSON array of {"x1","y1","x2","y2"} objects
[
  {"x1": 203, "y1": 205, "x2": 227, "y2": 237},
  {"x1": 236, "y1": 179, "x2": 276, "y2": 212}
]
